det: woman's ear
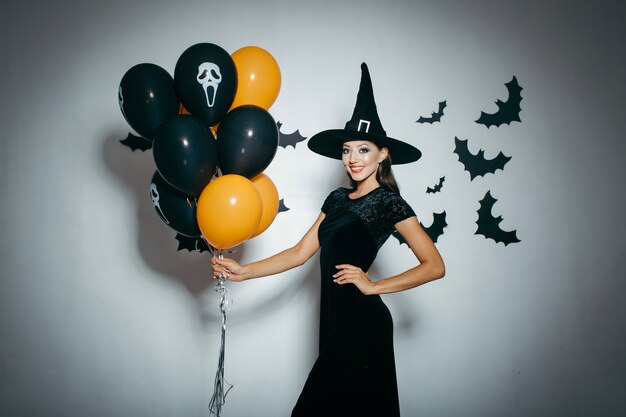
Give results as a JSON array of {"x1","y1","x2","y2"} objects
[{"x1": 379, "y1": 147, "x2": 389, "y2": 162}]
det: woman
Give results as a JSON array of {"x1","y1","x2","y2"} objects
[{"x1": 212, "y1": 63, "x2": 445, "y2": 416}]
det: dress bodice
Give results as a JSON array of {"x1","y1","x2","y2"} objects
[{"x1": 320, "y1": 186, "x2": 415, "y2": 252}]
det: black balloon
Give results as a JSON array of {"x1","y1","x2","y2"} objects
[
  {"x1": 217, "y1": 105, "x2": 279, "y2": 178},
  {"x1": 118, "y1": 63, "x2": 179, "y2": 140},
  {"x1": 174, "y1": 43, "x2": 237, "y2": 126},
  {"x1": 152, "y1": 114, "x2": 218, "y2": 196},
  {"x1": 150, "y1": 171, "x2": 201, "y2": 237}
]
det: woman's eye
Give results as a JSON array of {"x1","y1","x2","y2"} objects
[
  {"x1": 359, "y1": 148, "x2": 370, "y2": 153},
  {"x1": 342, "y1": 148, "x2": 350, "y2": 154}
]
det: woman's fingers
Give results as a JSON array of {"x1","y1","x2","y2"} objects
[
  {"x1": 211, "y1": 258, "x2": 231, "y2": 280},
  {"x1": 333, "y1": 264, "x2": 370, "y2": 287},
  {"x1": 211, "y1": 257, "x2": 246, "y2": 281},
  {"x1": 335, "y1": 264, "x2": 359, "y2": 271},
  {"x1": 333, "y1": 264, "x2": 360, "y2": 278}
]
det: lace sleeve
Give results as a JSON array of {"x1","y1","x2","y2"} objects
[
  {"x1": 383, "y1": 192, "x2": 416, "y2": 227},
  {"x1": 321, "y1": 188, "x2": 346, "y2": 214}
]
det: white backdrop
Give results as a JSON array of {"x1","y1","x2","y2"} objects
[{"x1": 1, "y1": 0, "x2": 625, "y2": 416}]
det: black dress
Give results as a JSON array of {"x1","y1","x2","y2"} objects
[{"x1": 292, "y1": 186, "x2": 416, "y2": 417}]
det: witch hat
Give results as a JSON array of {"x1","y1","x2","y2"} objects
[{"x1": 307, "y1": 63, "x2": 421, "y2": 164}]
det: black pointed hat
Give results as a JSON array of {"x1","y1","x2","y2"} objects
[{"x1": 307, "y1": 63, "x2": 421, "y2": 164}]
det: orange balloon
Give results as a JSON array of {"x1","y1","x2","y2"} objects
[
  {"x1": 230, "y1": 46, "x2": 281, "y2": 110},
  {"x1": 178, "y1": 102, "x2": 191, "y2": 114},
  {"x1": 250, "y1": 174, "x2": 279, "y2": 238},
  {"x1": 196, "y1": 175, "x2": 262, "y2": 249}
]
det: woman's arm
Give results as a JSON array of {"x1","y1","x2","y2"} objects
[
  {"x1": 333, "y1": 216, "x2": 445, "y2": 295},
  {"x1": 211, "y1": 212, "x2": 325, "y2": 281}
]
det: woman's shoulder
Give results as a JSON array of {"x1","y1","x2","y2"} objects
[
  {"x1": 375, "y1": 188, "x2": 416, "y2": 221},
  {"x1": 321, "y1": 187, "x2": 350, "y2": 213},
  {"x1": 374, "y1": 186, "x2": 409, "y2": 204}
]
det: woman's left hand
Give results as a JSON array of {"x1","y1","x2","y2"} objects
[{"x1": 333, "y1": 264, "x2": 376, "y2": 295}]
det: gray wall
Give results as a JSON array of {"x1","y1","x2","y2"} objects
[{"x1": 1, "y1": 0, "x2": 624, "y2": 416}]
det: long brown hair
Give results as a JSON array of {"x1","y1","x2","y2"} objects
[{"x1": 347, "y1": 152, "x2": 401, "y2": 195}]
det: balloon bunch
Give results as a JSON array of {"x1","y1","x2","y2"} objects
[
  {"x1": 118, "y1": 43, "x2": 282, "y2": 417},
  {"x1": 118, "y1": 43, "x2": 282, "y2": 251}
]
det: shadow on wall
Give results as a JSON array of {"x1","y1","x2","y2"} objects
[
  {"x1": 100, "y1": 133, "x2": 321, "y2": 332},
  {"x1": 101, "y1": 133, "x2": 210, "y2": 292}
]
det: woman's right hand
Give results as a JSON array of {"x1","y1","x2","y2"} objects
[{"x1": 211, "y1": 256, "x2": 248, "y2": 282}]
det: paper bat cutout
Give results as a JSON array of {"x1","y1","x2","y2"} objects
[
  {"x1": 393, "y1": 211, "x2": 447, "y2": 245},
  {"x1": 422, "y1": 212, "x2": 447, "y2": 243},
  {"x1": 416, "y1": 100, "x2": 447, "y2": 124},
  {"x1": 475, "y1": 76, "x2": 522, "y2": 128},
  {"x1": 175, "y1": 233, "x2": 212, "y2": 253},
  {"x1": 120, "y1": 132, "x2": 152, "y2": 151},
  {"x1": 475, "y1": 191, "x2": 520, "y2": 246},
  {"x1": 454, "y1": 137, "x2": 511, "y2": 180},
  {"x1": 426, "y1": 177, "x2": 445, "y2": 194},
  {"x1": 278, "y1": 198, "x2": 290, "y2": 213},
  {"x1": 277, "y1": 121, "x2": 307, "y2": 149}
]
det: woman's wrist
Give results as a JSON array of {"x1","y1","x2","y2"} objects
[
  {"x1": 241, "y1": 264, "x2": 253, "y2": 280},
  {"x1": 369, "y1": 280, "x2": 381, "y2": 295}
]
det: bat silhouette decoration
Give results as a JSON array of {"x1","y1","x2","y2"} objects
[
  {"x1": 426, "y1": 177, "x2": 445, "y2": 194},
  {"x1": 416, "y1": 100, "x2": 447, "y2": 124},
  {"x1": 120, "y1": 132, "x2": 152, "y2": 151},
  {"x1": 278, "y1": 198, "x2": 290, "y2": 213},
  {"x1": 277, "y1": 121, "x2": 307, "y2": 149},
  {"x1": 454, "y1": 137, "x2": 511, "y2": 180},
  {"x1": 475, "y1": 76, "x2": 523, "y2": 128},
  {"x1": 175, "y1": 233, "x2": 212, "y2": 253},
  {"x1": 393, "y1": 211, "x2": 448, "y2": 245},
  {"x1": 476, "y1": 191, "x2": 520, "y2": 246}
]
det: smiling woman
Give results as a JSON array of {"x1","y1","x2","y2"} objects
[
  {"x1": 212, "y1": 63, "x2": 444, "y2": 416},
  {"x1": 342, "y1": 140, "x2": 387, "y2": 186},
  {"x1": 341, "y1": 140, "x2": 400, "y2": 197}
]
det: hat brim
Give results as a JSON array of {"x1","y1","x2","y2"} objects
[{"x1": 307, "y1": 129, "x2": 421, "y2": 165}]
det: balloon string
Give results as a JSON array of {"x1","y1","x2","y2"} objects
[{"x1": 209, "y1": 250, "x2": 233, "y2": 416}]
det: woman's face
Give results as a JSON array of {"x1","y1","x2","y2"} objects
[{"x1": 341, "y1": 140, "x2": 388, "y2": 183}]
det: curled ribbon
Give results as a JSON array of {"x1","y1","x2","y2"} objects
[{"x1": 208, "y1": 249, "x2": 234, "y2": 416}]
